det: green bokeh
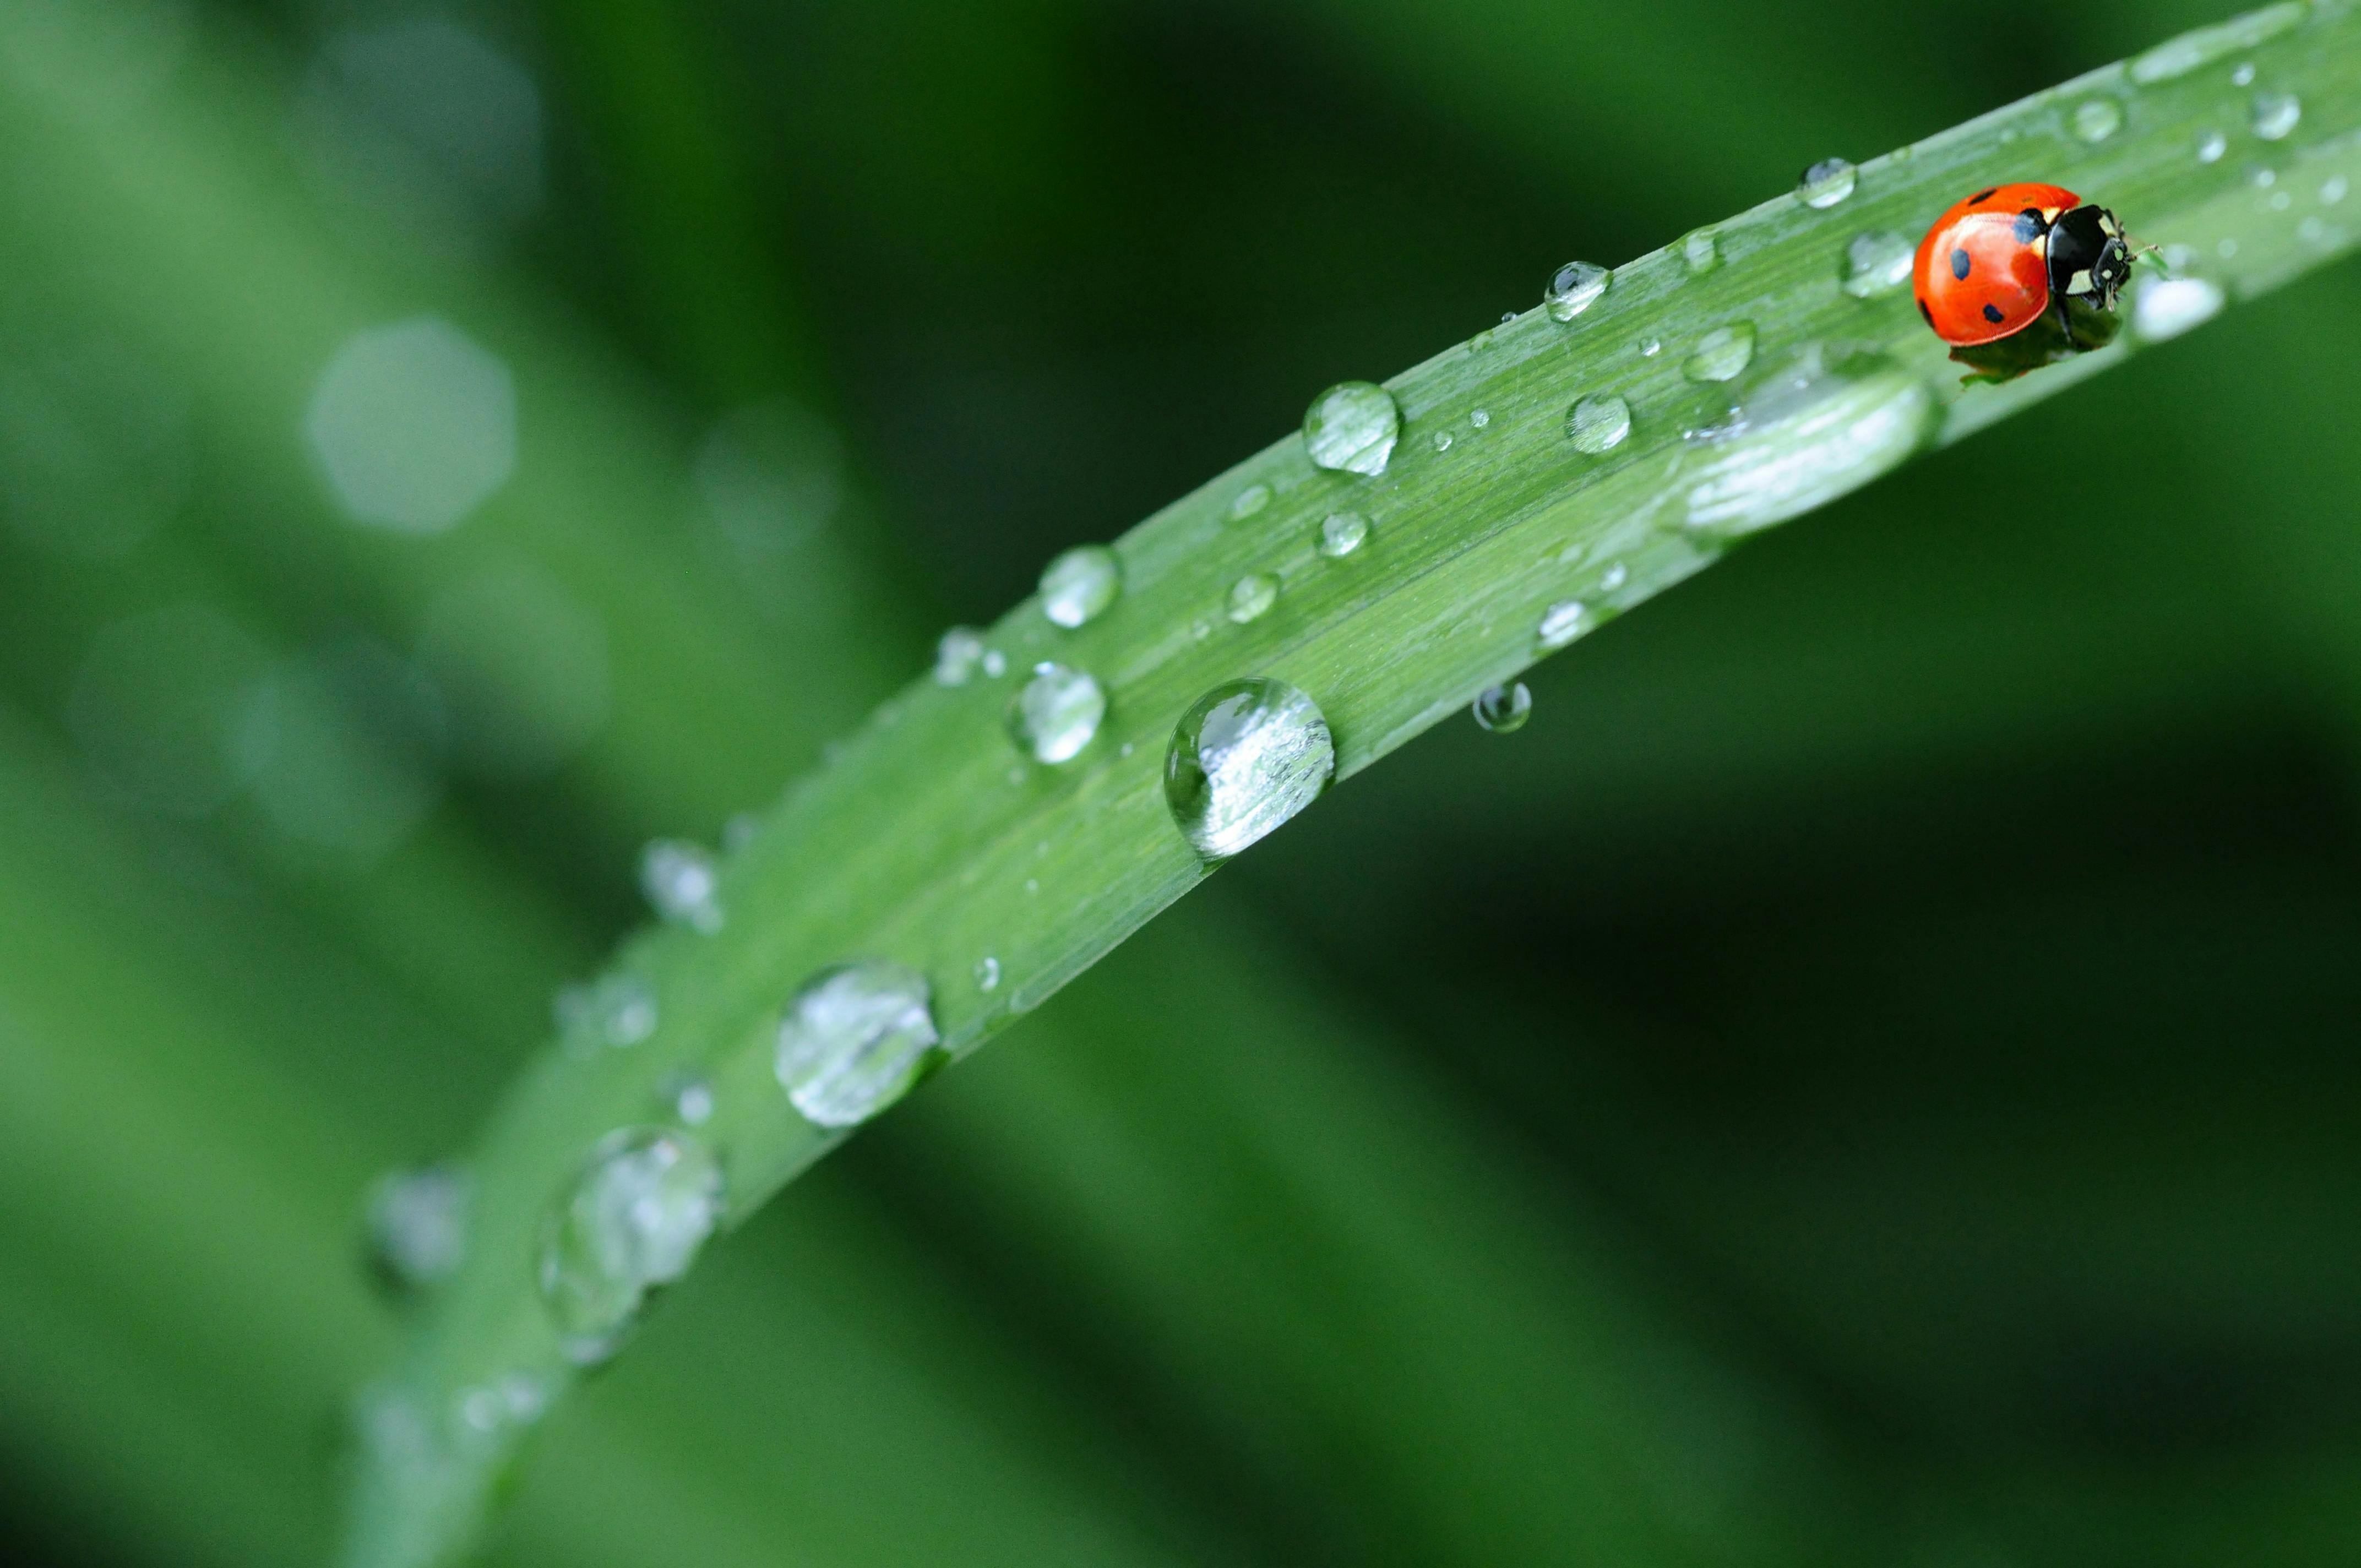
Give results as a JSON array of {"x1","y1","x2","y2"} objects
[{"x1": 0, "y1": 1, "x2": 2357, "y2": 1565}]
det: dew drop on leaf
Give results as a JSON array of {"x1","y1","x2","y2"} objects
[{"x1": 1164, "y1": 679, "x2": 1335, "y2": 859}]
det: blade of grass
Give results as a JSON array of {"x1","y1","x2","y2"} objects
[{"x1": 317, "y1": 4, "x2": 2361, "y2": 1559}]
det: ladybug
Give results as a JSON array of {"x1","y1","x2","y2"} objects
[{"x1": 1912, "y1": 183, "x2": 2134, "y2": 348}]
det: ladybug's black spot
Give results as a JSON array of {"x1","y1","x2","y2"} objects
[
  {"x1": 2014, "y1": 210, "x2": 2043, "y2": 243},
  {"x1": 1983, "y1": 303, "x2": 2006, "y2": 324},
  {"x1": 1970, "y1": 187, "x2": 1998, "y2": 204},
  {"x1": 1950, "y1": 248, "x2": 1971, "y2": 280}
]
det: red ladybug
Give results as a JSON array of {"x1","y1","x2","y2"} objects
[{"x1": 1913, "y1": 182, "x2": 2133, "y2": 347}]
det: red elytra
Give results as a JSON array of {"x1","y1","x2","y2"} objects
[{"x1": 1912, "y1": 181, "x2": 2082, "y2": 347}]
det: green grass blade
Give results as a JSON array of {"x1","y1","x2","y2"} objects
[{"x1": 353, "y1": 6, "x2": 2361, "y2": 1560}]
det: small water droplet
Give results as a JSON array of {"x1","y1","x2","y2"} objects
[
  {"x1": 1319, "y1": 511, "x2": 1369, "y2": 557},
  {"x1": 1006, "y1": 662, "x2": 1106, "y2": 764},
  {"x1": 2132, "y1": 275, "x2": 2226, "y2": 341},
  {"x1": 1839, "y1": 231, "x2": 1914, "y2": 300},
  {"x1": 1683, "y1": 322, "x2": 1757, "y2": 383},
  {"x1": 366, "y1": 1164, "x2": 470, "y2": 1292},
  {"x1": 1430, "y1": 431, "x2": 1454, "y2": 454},
  {"x1": 1163, "y1": 679, "x2": 1335, "y2": 859},
  {"x1": 1024, "y1": 876, "x2": 1040, "y2": 894},
  {"x1": 456, "y1": 1373, "x2": 549, "y2": 1440},
  {"x1": 2251, "y1": 165, "x2": 2278, "y2": 189},
  {"x1": 1797, "y1": 157, "x2": 1857, "y2": 208},
  {"x1": 663, "y1": 1072, "x2": 715, "y2": 1126},
  {"x1": 1543, "y1": 261, "x2": 1611, "y2": 322},
  {"x1": 1536, "y1": 600, "x2": 1588, "y2": 651},
  {"x1": 1565, "y1": 393, "x2": 1632, "y2": 454},
  {"x1": 640, "y1": 839, "x2": 723, "y2": 933},
  {"x1": 1469, "y1": 329, "x2": 1495, "y2": 353},
  {"x1": 2253, "y1": 91, "x2": 2301, "y2": 141},
  {"x1": 1600, "y1": 562, "x2": 1628, "y2": 592},
  {"x1": 1678, "y1": 346, "x2": 1935, "y2": 538},
  {"x1": 1469, "y1": 408, "x2": 1491, "y2": 430},
  {"x1": 1302, "y1": 382, "x2": 1401, "y2": 476},
  {"x1": 2231, "y1": 61, "x2": 2257, "y2": 87},
  {"x1": 1227, "y1": 573, "x2": 1279, "y2": 624},
  {"x1": 2269, "y1": 188, "x2": 2293, "y2": 211},
  {"x1": 981, "y1": 649, "x2": 1008, "y2": 678},
  {"x1": 1638, "y1": 337, "x2": 1663, "y2": 357},
  {"x1": 536, "y1": 1128, "x2": 723, "y2": 1361},
  {"x1": 1040, "y1": 544, "x2": 1121, "y2": 630},
  {"x1": 1680, "y1": 230, "x2": 1720, "y2": 275},
  {"x1": 775, "y1": 961, "x2": 940, "y2": 1128},
  {"x1": 934, "y1": 626, "x2": 988, "y2": 685},
  {"x1": 2218, "y1": 237, "x2": 2240, "y2": 258},
  {"x1": 974, "y1": 955, "x2": 1001, "y2": 992},
  {"x1": 2071, "y1": 99, "x2": 2124, "y2": 142},
  {"x1": 2298, "y1": 215, "x2": 2329, "y2": 244},
  {"x1": 1227, "y1": 482, "x2": 1272, "y2": 521},
  {"x1": 2323, "y1": 175, "x2": 2350, "y2": 204},
  {"x1": 557, "y1": 973, "x2": 657, "y2": 1049},
  {"x1": 2196, "y1": 129, "x2": 2229, "y2": 164},
  {"x1": 1471, "y1": 683, "x2": 1531, "y2": 733},
  {"x1": 1500, "y1": 311, "x2": 1517, "y2": 324}
]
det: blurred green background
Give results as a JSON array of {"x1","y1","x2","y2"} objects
[{"x1": 2, "y1": 1, "x2": 2359, "y2": 1565}]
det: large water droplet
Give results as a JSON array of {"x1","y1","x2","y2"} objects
[
  {"x1": 640, "y1": 839, "x2": 722, "y2": 933},
  {"x1": 556, "y1": 973, "x2": 657, "y2": 1049},
  {"x1": 934, "y1": 626, "x2": 988, "y2": 685},
  {"x1": 1007, "y1": 662, "x2": 1106, "y2": 764},
  {"x1": 775, "y1": 961, "x2": 940, "y2": 1127},
  {"x1": 1543, "y1": 261, "x2": 1611, "y2": 322},
  {"x1": 1797, "y1": 158, "x2": 1857, "y2": 208},
  {"x1": 1227, "y1": 573, "x2": 1279, "y2": 624},
  {"x1": 1678, "y1": 347, "x2": 1935, "y2": 538},
  {"x1": 1841, "y1": 231, "x2": 1914, "y2": 299},
  {"x1": 1680, "y1": 230, "x2": 1720, "y2": 275},
  {"x1": 2132, "y1": 275, "x2": 2226, "y2": 341},
  {"x1": 536, "y1": 1128, "x2": 723, "y2": 1361},
  {"x1": 1302, "y1": 381, "x2": 1401, "y2": 476},
  {"x1": 1040, "y1": 545, "x2": 1121, "y2": 630},
  {"x1": 1565, "y1": 394, "x2": 1632, "y2": 454},
  {"x1": 1472, "y1": 683, "x2": 1532, "y2": 733},
  {"x1": 1319, "y1": 511, "x2": 1369, "y2": 557},
  {"x1": 366, "y1": 1164, "x2": 470, "y2": 1293},
  {"x1": 1227, "y1": 482, "x2": 1272, "y2": 521},
  {"x1": 2072, "y1": 99, "x2": 2124, "y2": 143},
  {"x1": 1683, "y1": 323, "x2": 1756, "y2": 383},
  {"x1": 1164, "y1": 678, "x2": 1335, "y2": 859},
  {"x1": 1536, "y1": 600, "x2": 1589, "y2": 652},
  {"x1": 2253, "y1": 90, "x2": 2301, "y2": 141}
]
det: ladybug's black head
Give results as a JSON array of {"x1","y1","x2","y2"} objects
[{"x1": 2047, "y1": 204, "x2": 2132, "y2": 311}]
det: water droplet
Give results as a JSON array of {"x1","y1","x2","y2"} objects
[
  {"x1": 663, "y1": 1072, "x2": 715, "y2": 1126},
  {"x1": 1006, "y1": 662, "x2": 1106, "y2": 764},
  {"x1": 1600, "y1": 562, "x2": 1629, "y2": 591},
  {"x1": 1678, "y1": 346, "x2": 1936, "y2": 538},
  {"x1": 1163, "y1": 679, "x2": 1335, "y2": 859},
  {"x1": 1319, "y1": 511, "x2": 1369, "y2": 557},
  {"x1": 1302, "y1": 382, "x2": 1401, "y2": 476},
  {"x1": 981, "y1": 649, "x2": 1008, "y2": 678},
  {"x1": 1039, "y1": 544, "x2": 1122, "y2": 630},
  {"x1": 455, "y1": 1373, "x2": 550, "y2": 1441},
  {"x1": 2298, "y1": 215, "x2": 2330, "y2": 244},
  {"x1": 1683, "y1": 322, "x2": 1756, "y2": 383},
  {"x1": 2250, "y1": 165, "x2": 2278, "y2": 188},
  {"x1": 536, "y1": 1128, "x2": 723, "y2": 1361},
  {"x1": 1797, "y1": 157, "x2": 1856, "y2": 208},
  {"x1": 307, "y1": 317, "x2": 515, "y2": 534},
  {"x1": 366, "y1": 1164, "x2": 470, "y2": 1292},
  {"x1": 2218, "y1": 237, "x2": 2240, "y2": 258},
  {"x1": 934, "y1": 627, "x2": 988, "y2": 685},
  {"x1": 1469, "y1": 409, "x2": 1491, "y2": 430},
  {"x1": 1227, "y1": 483, "x2": 1272, "y2": 521},
  {"x1": 775, "y1": 962, "x2": 940, "y2": 1127},
  {"x1": 2324, "y1": 175, "x2": 2350, "y2": 204},
  {"x1": 2071, "y1": 99, "x2": 2124, "y2": 142},
  {"x1": 1565, "y1": 393, "x2": 1632, "y2": 455},
  {"x1": 1839, "y1": 231, "x2": 1914, "y2": 299},
  {"x1": 1469, "y1": 329, "x2": 1495, "y2": 353},
  {"x1": 2269, "y1": 188, "x2": 2293, "y2": 211},
  {"x1": 2232, "y1": 61, "x2": 2257, "y2": 87},
  {"x1": 2132, "y1": 275, "x2": 2226, "y2": 342},
  {"x1": 1638, "y1": 337, "x2": 1663, "y2": 357},
  {"x1": 1227, "y1": 573, "x2": 1279, "y2": 624},
  {"x1": 639, "y1": 839, "x2": 722, "y2": 933},
  {"x1": 2130, "y1": 4, "x2": 2303, "y2": 85},
  {"x1": 973, "y1": 955, "x2": 1001, "y2": 992},
  {"x1": 1430, "y1": 431, "x2": 1454, "y2": 454},
  {"x1": 1500, "y1": 311, "x2": 1517, "y2": 324},
  {"x1": 1543, "y1": 261, "x2": 1611, "y2": 322},
  {"x1": 1471, "y1": 683, "x2": 1532, "y2": 733},
  {"x1": 1680, "y1": 230, "x2": 1720, "y2": 275},
  {"x1": 2196, "y1": 129, "x2": 2229, "y2": 164},
  {"x1": 1536, "y1": 600, "x2": 1589, "y2": 652},
  {"x1": 2253, "y1": 91, "x2": 2301, "y2": 141},
  {"x1": 557, "y1": 973, "x2": 657, "y2": 1049}
]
